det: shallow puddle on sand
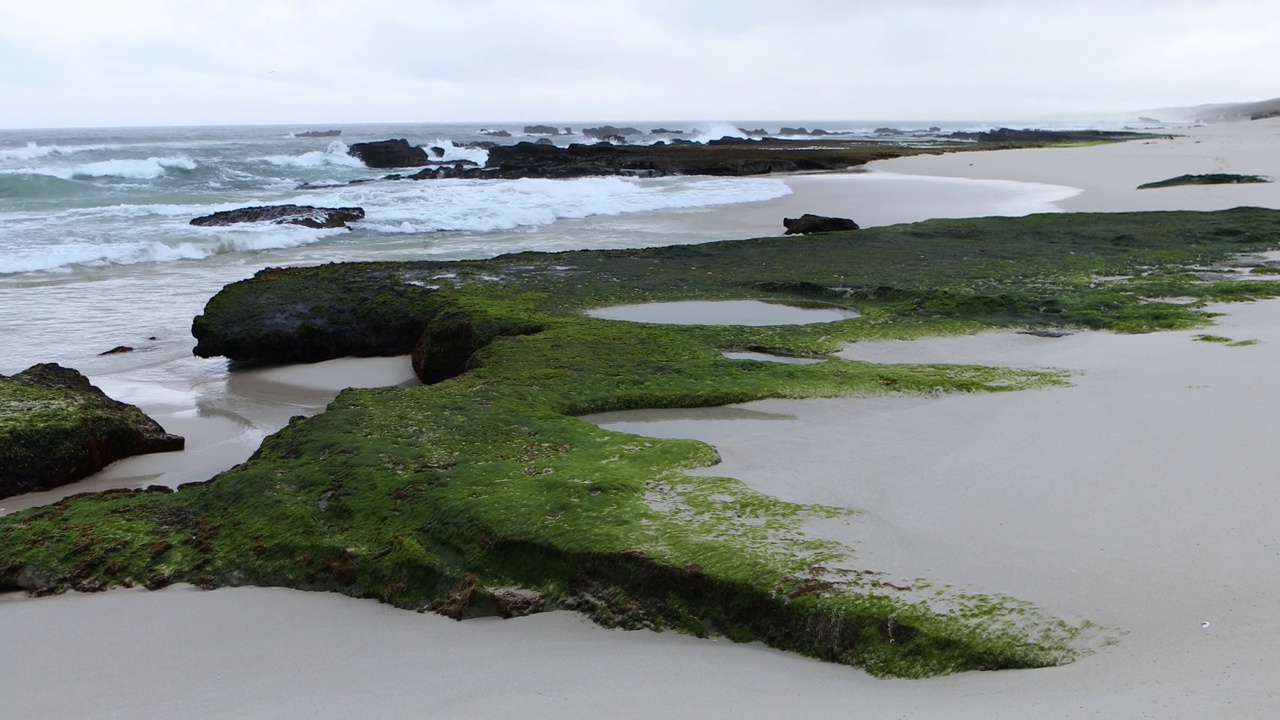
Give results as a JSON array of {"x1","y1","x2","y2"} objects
[
  {"x1": 580, "y1": 406, "x2": 798, "y2": 444},
  {"x1": 586, "y1": 300, "x2": 858, "y2": 326},
  {"x1": 721, "y1": 351, "x2": 826, "y2": 365}
]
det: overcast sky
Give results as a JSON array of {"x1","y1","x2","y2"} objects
[{"x1": 2, "y1": 0, "x2": 1277, "y2": 129}]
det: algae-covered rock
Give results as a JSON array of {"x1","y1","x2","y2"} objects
[
  {"x1": 0, "y1": 364, "x2": 184, "y2": 499},
  {"x1": 191, "y1": 264, "x2": 441, "y2": 363},
  {"x1": 1137, "y1": 173, "x2": 1270, "y2": 190}
]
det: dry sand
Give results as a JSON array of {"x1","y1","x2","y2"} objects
[
  {"x1": 872, "y1": 117, "x2": 1280, "y2": 214},
  {"x1": 6, "y1": 120, "x2": 1280, "y2": 718}
]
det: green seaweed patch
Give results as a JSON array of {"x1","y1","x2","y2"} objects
[
  {"x1": 10, "y1": 208, "x2": 1280, "y2": 677},
  {"x1": 1137, "y1": 173, "x2": 1270, "y2": 190},
  {"x1": 1195, "y1": 334, "x2": 1258, "y2": 347}
]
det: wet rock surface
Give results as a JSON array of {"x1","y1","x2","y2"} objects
[{"x1": 190, "y1": 205, "x2": 365, "y2": 229}]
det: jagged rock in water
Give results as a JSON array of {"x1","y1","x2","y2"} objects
[
  {"x1": 190, "y1": 205, "x2": 365, "y2": 229},
  {"x1": 347, "y1": 138, "x2": 431, "y2": 168},
  {"x1": 524, "y1": 125, "x2": 561, "y2": 135},
  {"x1": 582, "y1": 125, "x2": 643, "y2": 139}
]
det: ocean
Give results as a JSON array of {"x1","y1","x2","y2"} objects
[{"x1": 0, "y1": 120, "x2": 1082, "y2": 502}]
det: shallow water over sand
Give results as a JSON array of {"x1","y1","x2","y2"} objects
[
  {"x1": 581, "y1": 406, "x2": 798, "y2": 444},
  {"x1": 722, "y1": 351, "x2": 827, "y2": 364},
  {"x1": 587, "y1": 300, "x2": 859, "y2": 325}
]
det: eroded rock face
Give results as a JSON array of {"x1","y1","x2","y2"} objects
[
  {"x1": 347, "y1": 138, "x2": 431, "y2": 168},
  {"x1": 411, "y1": 304, "x2": 543, "y2": 385},
  {"x1": 190, "y1": 205, "x2": 365, "y2": 229},
  {"x1": 783, "y1": 214, "x2": 860, "y2": 235},
  {"x1": 0, "y1": 364, "x2": 184, "y2": 499}
]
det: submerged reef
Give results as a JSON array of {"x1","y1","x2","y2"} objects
[{"x1": 7, "y1": 208, "x2": 1280, "y2": 677}]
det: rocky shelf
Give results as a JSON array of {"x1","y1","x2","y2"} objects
[{"x1": 9, "y1": 208, "x2": 1280, "y2": 677}]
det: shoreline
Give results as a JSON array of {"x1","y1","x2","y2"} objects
[
  {"x1": 0, "y1": 355, "x2": 419, "y2": 516},
  {"x1": 6, "y1": 121, "x2": 1280, "y2": 716}
]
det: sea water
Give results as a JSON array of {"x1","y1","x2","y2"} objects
[{"x1": 0, "y1": 121, "x2": 1081, "y2": 500}]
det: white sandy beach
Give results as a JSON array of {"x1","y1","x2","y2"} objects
[{"x1": 5, "y1": 119, "x2": 1280, "y2": 718}]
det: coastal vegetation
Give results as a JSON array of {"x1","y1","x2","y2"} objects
[{"x1": 7, "y1": 207, "x2": 1280, "y2": 677}]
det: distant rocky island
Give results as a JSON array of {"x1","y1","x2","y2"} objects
[{"x1": 295, "y1": 130, "x2": 341, "y2": 138}]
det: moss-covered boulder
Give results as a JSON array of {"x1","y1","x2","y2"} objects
[
  {"x1": 0, "y1": 364, "x2": 184, "y2": 499},
  {"x1": 191, "y1": 264, "x2": 441, "y2": 363}
]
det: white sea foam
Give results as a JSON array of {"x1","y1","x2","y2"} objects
[
  {"x1": 42, "y1": 155, "x2": 201, "y2": 180},
  {"x1": 0, "y1": 142, "x2": 112, "y2": 161},
  {"x1": 425, "y1": 139, "x2": 490, "y2": 167},
  {"x1": 296, "y1": 175, "x2": 792, "y2": 234},
  {"x1": 0, "y1": 224, "x2": 342, "y2": 274},
  {"x1": 258, "y1": 142, "x2": 367, "y2": 169},
  {"x1": 685, "y1": 122, "x2": 750, "y2": 144}
]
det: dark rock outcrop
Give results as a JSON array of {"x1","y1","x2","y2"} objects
[
  {"x1": 650, "y1": 128, "x2": 684, "y2": 134},
  {"x1": 480, "y1": 129, "x2": 512, "y2": 138},
  {"x1": 524, "y1": 125, "x2": 561, "y2": 135},
  {"x1": 582, "y1": 125, "x2": 642, "y2": 139},
  {"x1": 295, "y1": 130, "x2": 341, "y2": 138},
  {"x1": 948, "y1": 128, "x2": 1168, "y2": 143},
  {"x1": 190, "y1": 205, "x2": 365, "y2": 229},
  {"x1": 191, "y1": 264, "x2": 440, "y2": 363},
  {"x1": 347, "y1": 139, "x2": 431, "y2": 168},
  {"x1": 0, "y1": 364, "x2": 184, "y2": 499},
  {"x1": 783, "y1": 214, "x2": 860, "y2": 235}
]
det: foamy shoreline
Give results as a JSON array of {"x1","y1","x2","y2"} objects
[{"x1": 6, "y1": 120, "x2": 1280, "y2": 718}]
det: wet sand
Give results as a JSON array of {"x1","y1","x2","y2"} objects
[
  {"x1": 0, "y1": 355, "x2": 418, "y2": 516},
  {"x1": 7, "y1": 119, "x2": 1280, "y2": 718}
]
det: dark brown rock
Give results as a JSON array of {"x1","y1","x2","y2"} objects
[
  {"x1": 783, "y1": 214, "x2": 860, "y2": 235},
  {"x1": 347, "y1": 139, "x2": 431, "y2": 168},
  {"x1": 99, "y1": 346, "x2": 134, "y2": 355},
  {"x1": 190, "y1": 205, "x2": 365, "y2": 229}
]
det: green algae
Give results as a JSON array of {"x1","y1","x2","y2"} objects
[
  {"x1": 8, "y1": 208, "x2": 1280, "y2": 677},
  {"x1": 0, "y1": 365, "x2": 184, "y2": 499},
  {"x1": 1137, "y1": 173, "x2": 1270, "y2": 190}
]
